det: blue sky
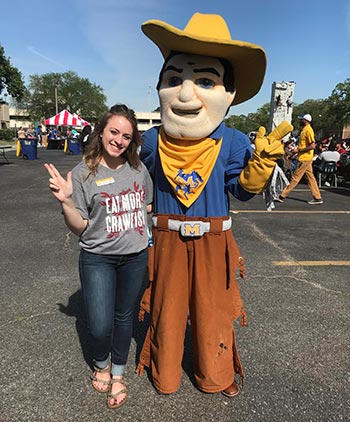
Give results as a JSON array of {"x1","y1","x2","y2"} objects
[{"x1": 1, "y1": 0, "x2": 350, "y2": 117}]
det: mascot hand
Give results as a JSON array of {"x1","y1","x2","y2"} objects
[{"x1": 239, "y1": 121, "x2": 293, "y2": 194}]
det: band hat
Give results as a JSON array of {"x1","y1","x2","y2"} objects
[
  {"x1": 298, "y1": 113, "x2": 312, "y2": 122},
  {"x1": 142, "y1": 13, "x2": 267, "y2": 106}
]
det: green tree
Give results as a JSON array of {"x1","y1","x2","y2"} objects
[
  {"x1": 225, "y1": 103, "x2": 270, "y2": 133},
  {"x1": 327, "y1": 78, "x2": 350, "y2": 128},
  {"x1": 292, "y1": 98, "x2": 340, "y2": 139},
  {"x1": 225, "y1": 113, "x2": 248, "y2": 132},
  {"x1": 0, "y1": 44, "x2": 27, "y2": 100},
  {"x1": 22, "y1": 71, "x2": 108, "y2": 123},
  {"x1": 246, "y1": 103, "x2": 270, "y2": 131}
]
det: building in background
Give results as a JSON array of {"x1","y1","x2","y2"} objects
[
  {"x1": 0, "y1": 102, "x2": 10, "y2": 129},
  {"x1": 342, "y1": 126, "x2": 350, "y2": 139},
  {"x1": 8, "y1": 106, "x2": 32, "y2": 129},
  {"x1": 135, "y1": 111, "x2": 161, "y2": 133}
]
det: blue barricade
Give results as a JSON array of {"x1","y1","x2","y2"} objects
[
  {"x1": 67, "y1": 139, "x2": 81, "y2": 155},
  {"x1": 20, "y1": 139, "x2": 38, "y2": 160}
]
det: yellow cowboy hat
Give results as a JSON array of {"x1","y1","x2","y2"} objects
[{"x1": 142, "y1": 13, "x2": 267, "y2": 106}]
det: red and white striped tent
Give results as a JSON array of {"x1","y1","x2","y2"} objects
[
  {"x1": 44, "y1": 109, "x2": 88, "y2": 127},
  {"x1": 72, "y1": 113, "x2": 91, "y2": 127}
]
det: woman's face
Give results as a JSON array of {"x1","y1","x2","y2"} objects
[
  {"x1": 101, "y1": 115, "x2": 132, "y2": 161},
  {"x1": 158, "y1": 53, "x2": 235, "y2": 140}
]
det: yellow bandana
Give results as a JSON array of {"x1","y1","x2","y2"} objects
[{"x1": 158, "y1": 127, "x2": 222, "y2": 207}]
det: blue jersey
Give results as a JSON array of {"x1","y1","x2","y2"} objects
[{"x1": 140, "y1": 122, "x2": 254, "y2": 217}]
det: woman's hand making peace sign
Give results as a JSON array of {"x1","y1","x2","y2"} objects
[{"x1": 44, "y1": 163, "x2": 73, "y2": 203}]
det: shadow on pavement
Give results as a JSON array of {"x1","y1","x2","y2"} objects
[{"x1": 57, "y1": 289, "x2": 93, "y2": 369}]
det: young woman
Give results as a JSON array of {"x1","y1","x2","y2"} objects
[{"x1": 45, "y1": 104, "x2": 153, "y2": 409}]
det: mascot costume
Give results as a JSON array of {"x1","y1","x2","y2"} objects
[{"x1": 136, "y1": 13, "x2": 292, "y2": 396}]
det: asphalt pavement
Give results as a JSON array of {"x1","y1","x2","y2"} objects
[{"x1": 0, "y1": 148, "x2": 349, "y2": 422}]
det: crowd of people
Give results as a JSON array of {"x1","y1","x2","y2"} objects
[
  {"x1": 260, "y1": 121, "x2": 350, "y2": 190},
  {"x1": 17, "y1": 124, "x2": 93, "y2": 150},
  {"x1": 314, "y1": 136, "x2": 350, "y2": 184},
  {"x1": 17, "y1": 125, "x2": 37, "y2": 140},
  {"x1": 247, "y1": 114, "x2": 350, "y2": 209}
]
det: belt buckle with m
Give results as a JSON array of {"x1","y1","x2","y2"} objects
[{"x1": 180, "y1": 221, "x2": 205, "y2": 237}]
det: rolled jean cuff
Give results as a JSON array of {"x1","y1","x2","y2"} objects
[
  {"x1": 111, "y1": 363, "x2": 125, "y2": 377},
  {"x1": 94, "y1": 356, "x2": 110, "y2": 370}
]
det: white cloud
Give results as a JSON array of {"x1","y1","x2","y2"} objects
[{"x1": 27, "y1": 46, "x2": 66, "y2": 69}]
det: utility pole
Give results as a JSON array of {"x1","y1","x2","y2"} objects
[{"x1": 54, "y1": 84, "x2": 58, "y2": 115}]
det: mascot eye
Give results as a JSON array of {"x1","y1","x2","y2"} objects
[
  {"x1": 168, "y1": 76, "x2": 183, "y2": 87},
  {"x1": 196, "y1": 78, "x2": 215, "y2": 89}
]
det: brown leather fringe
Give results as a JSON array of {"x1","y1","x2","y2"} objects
[
  {"x1": 238, "y1": 256, "x2": 245, "y2": 279},
  {"x1": 232, "y1": 327, "x2": 244, "y2": 389}
]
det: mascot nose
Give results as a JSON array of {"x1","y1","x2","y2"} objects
[{"x1": 178, "y1": 80, "x2": 195, "y2": 102}]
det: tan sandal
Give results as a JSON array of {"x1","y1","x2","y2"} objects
[
  {"x1": 91, "y1": 364, "x2": 111, "y2": 393},
  {"x1": 107, "y1": 376, "x2": 127, "y2": 409}
]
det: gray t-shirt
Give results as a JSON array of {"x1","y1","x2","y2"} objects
[
  {"x1": 72, "y1": 160, "x2": 153, "y2": 255},
  {"x1": 318, "y1": 151, "x2": 340, "y2": 163}
]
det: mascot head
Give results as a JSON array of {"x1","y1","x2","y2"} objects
[{"x1": 142, "y1": 13, "x2": 266, "y2": 140}]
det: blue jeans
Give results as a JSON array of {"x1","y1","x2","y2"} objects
[{"x1": 79, "y1": 248, "x2": 148, "y2": 376}]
